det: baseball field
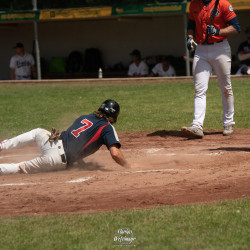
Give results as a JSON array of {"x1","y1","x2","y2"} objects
[{"x1": 0, "y1": 78, "x2": 249, "y2": 249}]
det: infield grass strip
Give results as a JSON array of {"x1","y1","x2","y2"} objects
[
  {"x1": 0, "y1": 79, "x2": 249, "y2": 137},
  {"x1": 0, "y1": 198, "x2": 249, "y2": 249}
]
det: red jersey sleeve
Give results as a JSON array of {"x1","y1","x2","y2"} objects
[{"x1": 221, "y1": 0, "x2": 236, "y2": 22}]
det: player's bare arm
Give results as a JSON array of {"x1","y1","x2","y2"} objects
[
  {"x1": 218, "y1": 25, "x2": 238, "y2": 36},
  {"x1": 187, "y1": 29, "x2": 197, "y2": 51},
  {"x1": 186, "y1": 18, "x2": 197, "y2": 51},
  {"x1": 207, "y1": 15, "x2": 241, "y2": 37},
  {"x1": 238, "y1": 52, "x2": 250, "y2": 61},
  {"x1": 109, "y1": 144, "x2": 131, "y2": 169}
]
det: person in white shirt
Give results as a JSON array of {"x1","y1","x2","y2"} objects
[
  {"x1": 150, "y1": 56, "x2": 176, "y2": 77},
  {"x1": 10, "y1": 43, "x2": 37, "y2": 80},
  {"x1": 128, "y1": 49, "x2": 149, "y2": 77}
]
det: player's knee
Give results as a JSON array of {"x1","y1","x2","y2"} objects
[
  {"x1": 30, "y1": 128, "x2": 42, "y2": 135},
  {"x1": 33, "y1": 128, "x2": 49, "y2": 138},
  {"x1": 221, "y1": 86, "x2": 233, "y2": 97},
  {"x1": 194, "y1": 88, "x2": 206, "y2": 97},
  {"x1": 224, "y1": 89, "x2": 233, "y2": 96},
  {"x1": 34, "y1": 128, "x2": 43, "y2": 133}
]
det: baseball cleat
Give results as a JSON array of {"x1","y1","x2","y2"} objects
[
  {"x1": 223, "y1": 125, "x2": 234, "y2": 136},
  {"x1": 181, "y1": 126, "x2": 204, "y2": 138}
]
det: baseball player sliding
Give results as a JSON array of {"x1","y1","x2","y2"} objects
[
  {"x1": 0, "y1": 100, "x2": 131, "y2": 175},
  {"x1": 182, "y1": 0, "x2": 241, "y2": 138}
]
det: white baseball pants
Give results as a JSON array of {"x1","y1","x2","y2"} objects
[
  {"x1": 192, "y1": 39, "x2": 235, "y2": 129},
  {"x1": 0, "y1": 128, "x2": 67, "y2": 175}
]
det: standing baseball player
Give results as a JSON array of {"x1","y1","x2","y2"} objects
[
  {"x1": 10, "y1": 43, "x2": 37, "y2": 80},
  {"x1": 181, "y1": 0, "x2": 240, "y2": 138},
  {"x1": 0, "y1": 100, "x2": 131, "y2": 175}
]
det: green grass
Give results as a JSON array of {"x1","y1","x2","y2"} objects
[
  {"x1": 0, "y1": 199, "x2": 249, "y2": 249},
  {"x1": 0, "y1": 79, "x2": 249, "y2": 137}
]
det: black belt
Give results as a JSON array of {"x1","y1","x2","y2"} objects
[
  {"x1": 61, "y1": 154, "x2": 67, "y2": 163},
  {"x1": 57, "y1": 141, "x2": 67, "y2": 163},
  {"x1": 201, "y1": 40, "x2": 224, "y2": 45}
]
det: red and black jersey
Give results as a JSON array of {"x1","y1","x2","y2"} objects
[
  {"x1": 189, "y1": 0, "x2": 236, "y2": 44},
  {"x1": 60, "y1": 113, "x2": 121, "y2": 164}
]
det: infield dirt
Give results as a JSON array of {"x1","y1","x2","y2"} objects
[{"x1": 0, "y1": 129, "x2": 249, "y2": 216}]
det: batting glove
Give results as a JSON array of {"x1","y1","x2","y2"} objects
[
  {"x1": 187, "y1": 37, "x2": 197, "y2": 51},
  {"x1": 207, "y1": 25, "x2": 220, "y2": 36}
]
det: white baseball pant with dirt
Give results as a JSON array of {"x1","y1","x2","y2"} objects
[
  {"x1": 192, "y1": 39, "x2": 235, "y2": 129},
  {"x1": 0, "y1": 128, "x2": 67, "y2": 175}
]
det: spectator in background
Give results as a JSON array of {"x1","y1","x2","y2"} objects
[
  {"x1": 236, "y1": 26, "x2": 250, "y2": 75},
  {"x1": 10, "y1": 43, "x2": 36, "y2": 80},
  {"x1": 149, "y1": 56, "x2": 176, "y2": 77},
  {"x1": 128, "y1": 49, "x2": 148, "y2": 77}
]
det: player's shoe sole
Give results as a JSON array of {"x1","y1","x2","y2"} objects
[
  {"x1": 223, "y1": 125, "x2": 234, "y2": 136},
  {"x1": 181, "y1": 126, "x2": 204, "y2": 139}
]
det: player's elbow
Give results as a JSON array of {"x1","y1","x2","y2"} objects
[
  {"x1": 228, "y1": 17, "x2": 241, "y2": 33},
  {"x1": 111, "y1": 151, "x2": 120, "y2": 162}
]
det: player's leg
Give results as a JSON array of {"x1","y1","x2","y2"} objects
[
  {"x1": 192, "y1": 53, "x2": 212, "y2": 129},
  {"x1": 182, "y1": 46, "x2": 212, "y2": 138},
  {"x1": 0, "y1": 128, "x2": 48, "y2": 174},
  {"x1": 20, "y1": 132, "x2": 67, "y2": 173},
  {"x1": 19, "y1": 154, "x2": 66, "y2": 174},
  {"x1": 0, "y1": 128, "x2": 66, "y2": 174},
  {"x1": 211, "y1": 41, "x2": 235, "y2": 135},
  {"x1": 0, "y1": 128, "x2": 49, "y2": 151},
  {"x1": 0, "y1": 153, "x2": 66, "y2": 175},
  {"x1": 0, "y1": 163, "x2": 21, "y2": 175}
]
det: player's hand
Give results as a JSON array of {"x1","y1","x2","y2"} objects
[
  {"x1": 207, "y1": 25, "x2": 220, "y2": 36},
  {"x1": 187, "y1": 37, "x2": 197, "y2": 51}
]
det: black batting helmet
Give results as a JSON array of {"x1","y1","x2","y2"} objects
[{"x1": 98, "y1": 99, "x2": 120, "y2": 122}]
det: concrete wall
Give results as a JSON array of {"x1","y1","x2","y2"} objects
[{"x1": 0, "y1": 10, "x2": 249, "y2": 80}]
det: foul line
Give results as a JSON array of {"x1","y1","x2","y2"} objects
[
  {"x1": 0, "y1": 168, "x2": 193, "y2": 187},
  {"x1": 109, "y1": 148, "x2": 224, "y2": 156},
  {"x1": 135, "y1": 169, "x2": 192, "y2": 173},
  {"x1": 0, "y1": 150, "x2": 223, "y2": 162},
  {"x1": 0, "y1": 176, "x2": 93, "y2": 187},
  {"x1": 122, "y1": 168, "x2": 193, "y2": 174}
]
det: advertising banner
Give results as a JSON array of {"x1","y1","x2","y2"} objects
[
  {"x1": 0, "y1": 11, "x2": 39, "y2": 22},
  {"x1": 40, "y1": 7, "x2": 112, "y2": 20},
  {"x1": 112, "y1": 3, "x2": 187, "y2": 16}
]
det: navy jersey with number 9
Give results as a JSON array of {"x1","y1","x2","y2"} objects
[{"x1": 60, "y1": 113, "x2": 121, "y2": 164}]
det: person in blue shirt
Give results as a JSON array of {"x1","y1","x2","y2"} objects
[{"x1": 0, "y1": 100, "x2": 130, "y2": 175}]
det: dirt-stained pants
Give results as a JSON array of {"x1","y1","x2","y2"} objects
[
  {"x1": 192, "y1": 39, "x2": 235, "y2": 129},
  {"x1": 0, "y1": 128, "x2": 67, "y2": 175}
]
